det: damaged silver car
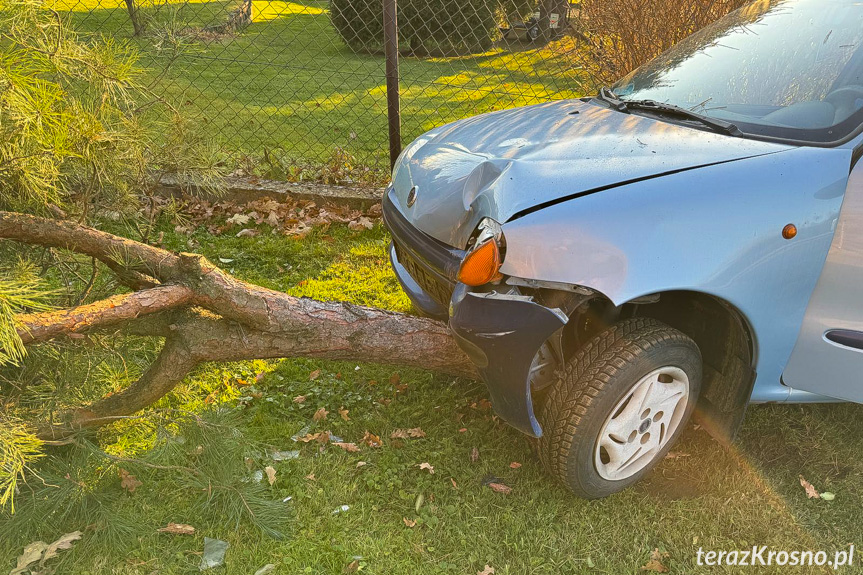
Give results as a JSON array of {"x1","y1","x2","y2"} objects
[{"x1": 384, "y1": 0, "x2": 863, "y2": 497}]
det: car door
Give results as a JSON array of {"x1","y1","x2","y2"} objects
[{"x1": 783, "y1": 150, "x2": 863, "y2": 400}]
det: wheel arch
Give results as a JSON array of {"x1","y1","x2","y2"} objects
[{"x1": 555, "y1": 288, "x2": 757, "y2": 442}]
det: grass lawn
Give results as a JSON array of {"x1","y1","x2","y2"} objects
[
  {"x1": 47, "y1": 0, "x2": 586, "y2": 174},
  {"x1": 4, "y1": 215, "x2": 863, "y2": 574}
]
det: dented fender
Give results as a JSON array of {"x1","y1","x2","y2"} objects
[{"x1": 448, "y1": 287, "x2": 567, "y2": 437}]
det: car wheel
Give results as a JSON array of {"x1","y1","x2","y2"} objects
[{"x1": 538, "y1": 317, "x2": 701, "y2": 498}]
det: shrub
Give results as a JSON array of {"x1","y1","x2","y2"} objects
[
  {"x1": 330, "y1": 0, "x2": 536, "y2": 54},
  {"x1": 578, "y1": 0, "x2": 748, "y2": 85},
  {"x1": 329, "y1": 0, "x2": 383, "y2": 53}
]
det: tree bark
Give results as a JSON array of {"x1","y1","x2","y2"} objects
[{"x1": 1, "y1": 211, "x2": 477, "y2": 438}]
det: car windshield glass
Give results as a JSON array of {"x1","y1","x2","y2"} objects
[{"x1": 612, "y1": 0, "x2": 863, "y2": 144}]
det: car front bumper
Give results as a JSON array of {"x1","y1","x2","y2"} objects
[{"x1": 383, "y1": 188, "x2": 567, "y2": 437}]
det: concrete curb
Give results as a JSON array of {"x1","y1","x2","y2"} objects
[{"x1": 157, "y1": 174, "x2": 385, "y2": 210}]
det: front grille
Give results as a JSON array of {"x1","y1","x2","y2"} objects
[
  {"x1": 393, "y1": 241, "x2": 454, "y2": 306},
  {"x1": 383, "y1": 188, "x2": 465, "y2": 307}
]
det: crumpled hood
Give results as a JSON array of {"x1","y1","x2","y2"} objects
[{"x1": 390, "y1": 99, "x2": 792, "y2": 248}]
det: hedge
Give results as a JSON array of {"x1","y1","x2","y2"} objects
[{"x1": 330, "y1": 0, "x2": 536, "y2": 54}]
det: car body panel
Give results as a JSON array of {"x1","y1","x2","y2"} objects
[
  {"x1": 390, "y1": 100, "x2": 790, "y2": 249},
  {"x1": 782, "y1": 155, "x2": 863, "y2": 399},
  {"x1": 499, "y1": 145, "x2": 854, "y2": 403}
]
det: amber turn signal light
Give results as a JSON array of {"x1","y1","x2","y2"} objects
[{"x1": 458, "y1": 240, "x2": 502, "y2": 286}]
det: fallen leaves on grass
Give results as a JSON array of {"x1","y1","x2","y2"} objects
[
  {"x1": 362, "y1": 431, "x2": 382, "y2": 448},
  {"x1": 799, "y1": 475, "x2": 820, "y2": 499},
  {"x1": 339, "y1": 407, "x2": 350, "y2": 421},
  {"x1": 333, "y1": 442, "x2": 361, "y2": 453},
  {"x1": 119, "y1": 469, "x2": 142, "y2": 494},
  {"x1": 799, "y1": 475, "x2": 836, "y2": 501},
  {"x1": 313, "y1": 407, "x2": 328, "y2": 421},
  {"x1": 265, "y1": 466, "x2": 277, "y2": 485},
  {"x1": 297, "y1": 431, "x2": 330, "y2": 444},
  {"x1": 158, "y1": 523, "x2": 195, "y2": 535},
  {"x1": 403, "y1": 517, "x2": 417, "y2": 528},
  {"x1": 180, "y1": 195, "x2": 384, "y2": 239},
  {"x1": 469, "y1": 447, "x2": 480, "y2": 463},
  {"x1": 254, "y1": 565, "x2": 276, "y2": 575},
  {"x1": 293, "y1": 395, "x2": 306, "y2": 403},
  {"x1": 418, "y1": 462, "x2": 435, "y2": 474},
  {"x1": 641, "y1": 549, "x2": 669, "y2": 573},
  {"x1": 343, "y1": 559, "x2": 360, "y2": 573},
  {"x1": 10, "y1": 532, "x2": 83, "y2": 575},
  {"x1": 356, "y1": 461, "x2": 367, "y2": 468},
  {"x1": 390, "y1": 428, "x2": 426, "y2": 439},
  {"x1": 450, "y1": 478, "x2": 458, "y2": 489},
  {"x1": 305, "y1": 473, "x2": 316, "y2": 481},
  {"x1": 309, "y1": 369, "x2": 321, "y2": 381},
  {"x1": 509, "y1": 462, "x2": 522, "y2": 469},
  {"x1": 477, "y1": 565, "x2": 495, "y2": 575},
  {"x1": 487, "y1": 482, "x2": 512, "y2": 494}
]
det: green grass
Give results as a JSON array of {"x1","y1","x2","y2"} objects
[
  {"x1": 5, "y1": 221, "x2": 863, "y2": 574},
  {"x1": 48, "y1": 0, "x2": 586, "y2": 171}
]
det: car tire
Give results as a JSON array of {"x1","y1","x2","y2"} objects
[{"x1": 538, "y1": 317, "x2": 701, "y2": 498}]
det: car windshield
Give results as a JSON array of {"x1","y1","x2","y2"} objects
[{"x1": 612, "y1": 0, "x2": 863, "y2": 144}]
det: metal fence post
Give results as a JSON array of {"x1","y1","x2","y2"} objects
[{"x1": 383, "y1": 0, "x2": 401, "y2": 171}]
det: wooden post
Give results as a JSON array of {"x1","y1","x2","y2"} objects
[{"x1": 383, "y1": 0, "x2": 401, "y2": 170}]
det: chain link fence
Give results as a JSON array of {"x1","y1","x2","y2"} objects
[{"x1": 48, "y1": 0, "x2": 746, "y2": 186}]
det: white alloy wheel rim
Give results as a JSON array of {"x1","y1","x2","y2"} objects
[{"x1": 594, "y1": 366, "x2": 690, "y2": 481}]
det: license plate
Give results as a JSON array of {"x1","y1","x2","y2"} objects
[{"x1": 394, "y1": 242, "x2": 452, "y2": 305}]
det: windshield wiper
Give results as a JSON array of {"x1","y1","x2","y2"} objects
[
  {"x1": 621, "y1": 99, "x2": 743, "y2": 137},
  {"x1": 594, "y1": 86, "x2": 628, "y2": 112}
]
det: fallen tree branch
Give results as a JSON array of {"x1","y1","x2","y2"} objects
[
  {"x1": 1, "y1": 210, "x2": 477, "y2": 438},
  {"x1": 17, "y1": 284, "x2": 195, "y2": 345}
]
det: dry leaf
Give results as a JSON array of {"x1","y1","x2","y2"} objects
[
  {"x1": 297, "y1": 431, "x2": 330, "y2": 444},
  {"x1": 389, "y1": 373, "x2": 401, "y2": 385},
  {"x1": 362, "y1": 431, "x2": 382, "y2": 448},
  {"x1": 333, "y1": 442, "x2": 360, "y2": 453},
  {"x1": 450, "y1": 478, "x2": 458, "y2": 489},
  {"x1": 10, "y1": 531, "x2": 83, "y2": 575},
  {"x1": 343, "y1": 559, "x2": 360, "y2": 574},
  {"x1": 158, "y1": 523, "x2": 196, "y2": 535},
  {"x1": 339, "y1": 407, "x2": 350, "y2": 421},
  {"x1": 10, "y1": 541, "x2": 49, "y2": 575},
  {"x1": 403, "y1": 517, "x2": 417, "y2": 528},
  {"x1": 469, "y1": 447, "x2": 480, "y2": 463},
  {"x1": 458, "y1": 428, "x2": 468, "y2": 433},
  {"x1": 477, "y1": 565, "x2": 495, "y2": 575},
  {"x1": 305, "y1": 473, "x2": 316, "y2": 481},
  {"x1": 799, "y1": 475, "x2": 820, "y2": 499},
  {"x1": 309, "y1": 369, "x2": 321, "y2": 381},
  {"x1": 235, "y1": 228, "x2": 259, "y2": 238},
  {"x1": 389, "y1": 428, "x2": 424, "y2": 439},
  {"x1": 488, "y1": 482, "x2": 512, "y2": 494},
  {"x1": 225, "y1": 213, "x2": 250, "y2": 225},
  {"x1": 119, "y1": 469, "x2": 142, "y2": 493},
  {"x1": 356, "y1": 461, "x2": 367, "y2": 468},
  {"x1": 313, "y1": 407, "x2": 329, "y2": 421},
  {"x1": 509, "y1": 462, "x2": 522, "y2": 469},
  {"x1": 265, "y1": 466, "x2": 277, "y2": 486},
  {"x1": 293, "y1": 395, "x2": 306, "y2": 403},
  {"x1": 40, "y1": 531, "x2": 82, "y2": 565},
  {"x1": 641, "y1": 549, "x2": 669, "y2": 573},
  {"x1": 665, "y1": 451, "x2": 690, "y2": 459},
  {"x1": 418, "y1": 462, "x2": 435, "y2": 474}
]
